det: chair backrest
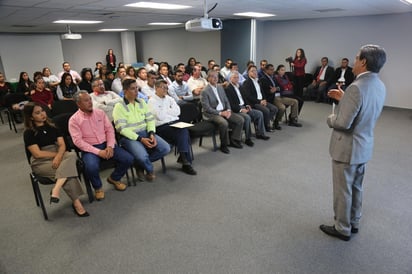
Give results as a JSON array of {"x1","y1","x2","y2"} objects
[
  {"x1": 51, "y1": 100, "x2": 78, "y2": 117},
  {"x1": 52, "y1": 113, "x2": 75, "y2": 151},
  {"x1": 179, "y1": 102, "x2": 200, "y2": 123},
  {"x1": 4, "y1": 92, "x2": 28, "y2": 107}
]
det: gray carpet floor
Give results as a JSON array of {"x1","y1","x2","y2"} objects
[{"x1": 0, "y1": 102, "x2": 411, "y2": 274}]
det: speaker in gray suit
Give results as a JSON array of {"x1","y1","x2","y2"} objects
[{"x1": 320, "y1": 44, "x2": 387, "y2": 241}]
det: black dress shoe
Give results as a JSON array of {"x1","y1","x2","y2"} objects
[
  {"x1": 351, "y1": 227, "x2": 359, "y2": 234},
  {"x1": 50, "y1": 190, "x2": 60, "y2": 204},
  {"x1": 230, "y1": 140, "x2": 243, "y2": 149},
  {"x1": 220, "y1": 146, "x2": 230, "y2": 154},
  {"x1": 273, "y1": 123, "x2": 282, "y2": 130},
  {"x1": 265, "y1": 127, "x2": 274, "y2": 133},
  {"x1": 182, "y1": 164, "x2": 197, "y2": 175},
  {"x1": 72, "y1": 204, "x2": 90, "y2": 217},
  {"x1": 256, "y1": 134, "x2": 270, "y2": 140},
  {"x1": 245, "y1": 139, "x2": 254, "y2": 147},
  {"x1": 319, "y1": 224, "x2": 350, "y2": 241},
  {"x1": 288, "y1": 121, "x2": 302, "y2": 127}
]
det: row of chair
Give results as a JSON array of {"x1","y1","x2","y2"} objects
[{"x1": 27, "y1": 101, "x2": 218, "y2": 220}]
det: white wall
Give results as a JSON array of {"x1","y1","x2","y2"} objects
[
  {"x1": 257, "y1": 13, "x2": 412, "y2": 109},
  {"x1": 61, "y1": 32, "x2": 123, "y2": 72},
  {"x1": 0, "y1": 34, "x2": 64, "y2": 81},
  {"x1": 136, "y1": 28, "x2": 221, "y2": 68}
]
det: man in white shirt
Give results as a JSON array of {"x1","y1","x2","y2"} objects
[
  {"x1": 136, "y1": 67, "x2": 148, "y2": 90},
  {"x1": 141, "y1": 71, "x2": 157, "y2": 98},
  {"x1": 90, "y1": 78, "x2": 122, "y2": 121},
  {"x1": 58, "y1": 62, "x2": 81, "y2": 84},
  {"x1": 187, "y1": 65, "x2": 208, "y2": 98},
  {"x1": 219, "y1": 58, "x2": 232, "y2": 79},
  {"x1": 148, "y1": 79, "x2": 196, "y2": 175},
  {"x1": 145, "y1": 57, "x2": 158, "y2": 73},
  {"x1": 168, "y1": 69, "x2": 193, "y2": 104},
  {"x1": 111, "y1": 67, "x2": 127, "y2": 94}
]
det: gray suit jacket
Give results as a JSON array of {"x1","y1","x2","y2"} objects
[
  {"x1": 327, "y1": 72, "x2": 386, "y2": 164},
  {"x1": 200, "y1": 84, "x2": 232, "y2": 120}
]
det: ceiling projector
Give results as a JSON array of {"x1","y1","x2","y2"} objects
[
  {"x1": 185, "y1": 17, "x2": 223, "y2": 32},
  {"x1": 61, "y1": 33, "x2": 82, "y2": 40}
]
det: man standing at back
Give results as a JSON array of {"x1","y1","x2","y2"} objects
[{"x1": 319, "y1": 44, "x2": 387, "y2": 241}]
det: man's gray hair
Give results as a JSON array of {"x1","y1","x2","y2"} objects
[{"x1": 73, "y1": 90, "x2": 89, "y2": 103}]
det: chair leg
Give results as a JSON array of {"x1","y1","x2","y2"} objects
[
  {"x1": 212, "y1": 131, "x2": 217, "y2": 151},
  {"x1": 161, "y1": 157, "x2": 166, "y2": 174},
  {"x1": 30, "y1": 174, "x2": 49, "y2": 220},
  {"x1": 30, "y1": 174, "x2": 40, "y2": 207}
]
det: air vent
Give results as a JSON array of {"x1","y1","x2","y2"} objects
[
  {"x1": 11, "y1": 25, "x2": 35, "y2": 28},
  {"x1": 314, "y1": 8, "x2": 345, "y2": 13}
]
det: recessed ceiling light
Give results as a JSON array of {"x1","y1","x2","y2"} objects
[
  {"x1": 53, "y1": 20, "x2": 103, "y2": 24},
  {"x1": 99, "y1": 29, "x2": 129, "y2": 32},
  {"x1": 400, "y1": 0, "x2": 412, "y2": 5},
  {"x1": 148, "y1": 22, "x2": 182, "y2": 26},
  {"x1": 233, "y1": 12, "x2": 275, "y2": 18},
  {"x1": 125, "y1": 2, "x2": 191, "y2": 10}
]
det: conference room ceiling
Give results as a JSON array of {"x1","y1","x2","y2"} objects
[{"x1": 0, "y1": 0, "x2": 411, "y2": 33}]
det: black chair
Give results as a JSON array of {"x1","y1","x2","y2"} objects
[
  {"x1": 3, "y1": 93, "x2": 27, "y2": 133},
  {"x1": 25, "y1": 146, "x2": 88, "y2": 220},
  {"x1": 51, "y1": 100, "x2": 78, "y2": 117},
  {"x1": 179, "y1": 102, "x2": 217, "y2": 152}
]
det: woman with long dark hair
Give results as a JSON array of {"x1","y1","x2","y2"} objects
[
  {"x1": 106, "y1": 49, "x2": 116, "y2": 72},
  {"x1": 78, "y1": 68, "x2": 93, "y2": 93},
  {"x1": 56, "y1": 73, "x2": 80, "y2": 100},
  {"x1": 291, "y1": 48, "x2": 307, "y2": 99},
  {"x1": 23, "y1": 102, "x2": 89, "y2": 217}
]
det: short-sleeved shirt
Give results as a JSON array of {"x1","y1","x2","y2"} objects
[{"x1": 24, "y1": 125, "x2": 62, "y2": 149}]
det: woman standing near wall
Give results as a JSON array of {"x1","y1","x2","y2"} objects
[
  {"x1": 106, "y1": 49, "x2": 116, "y2": 73},
  {"x1": 291, "y1": 48, "x2": 306, "y2": 100}
]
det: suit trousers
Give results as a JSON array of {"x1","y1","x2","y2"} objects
[
  {"x1": 332, "y1": 160, "x2": 365, "y2": 236},
  {"x1": 253, "y1": 103, "x2": 278, "y2": 130},
  {"x1": 273, "y1": 96, "x2": 299, "y2": 122},
  {"x1": 208, "y1": 113, "x2": 244, "y2": 146},
  {"x1": 156, "y1": 124, "x2": 192, "y2": 164}
]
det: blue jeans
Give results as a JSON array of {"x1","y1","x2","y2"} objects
[
  {"x1": 120, "y1": 130, "x2": 171, "y2": 173},
  {"x1": 82, "y1": 143, "x2": 134, "y2": 190}
]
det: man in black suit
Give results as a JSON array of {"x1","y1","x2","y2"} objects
[
  {"x1": 240, "y1": 65, "x2": 278, "y2": 132},
  {"x1": 307, "y1": 57, "x2": 334, "y2": 102},
  {"x1": 260, "y1": 64, "x2": 302, "y2": 128},
  {"x1": 225, "y1": 71, "x2": 270, "y2": 145},
  {"x1": 329, "y1": 58, "x2": 355, "y2": 91}
]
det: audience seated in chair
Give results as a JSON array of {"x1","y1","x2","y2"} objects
[
  {"x1": 113, "y1": 79, "x2": 170, "y2": 182},
  {"x1": 225, "y1": 71, "x2": 270, "y2": 144},
  {"x1": 260, "y1": 64, "x2": 302, "y2": 128},
  {"x1": 69, "y1": 91, "x2": 134, "y2": 201},
  {"x1": 148, "y1": 79, "x2": 197, "y2": 175},
  {"x1": 240, "y1": 65, "x2": 278, "y2": 133},
  {"x1": 274, "y1": 64, "x2": 304, "y2": 114},
  {"x1": 306, "y1": 57, "x2": 334, "y2": 102},
  {"x1": 168, "y1": 69, "x2": 193, "y2": 104},
  {"x1": 56, "y1": 73, "x2": 80, "y2": 101},
  {"x1": 23, "y1": 102, "x2": 89, "y2": 217},
  {"x1": 89, "y1": 78, "x2": 122, "y2": 121},
  {"x1": 201, "y1": 70, "x2": 244, "y2": 154}
]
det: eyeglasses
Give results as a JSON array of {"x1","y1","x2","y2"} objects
[{"x1": 160, "y1": 86, "x2": 168, "y2": 90}]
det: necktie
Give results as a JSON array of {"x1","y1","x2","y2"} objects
[{"x1": 317, "y1": 66, "x2": 324, "y2": 82}]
